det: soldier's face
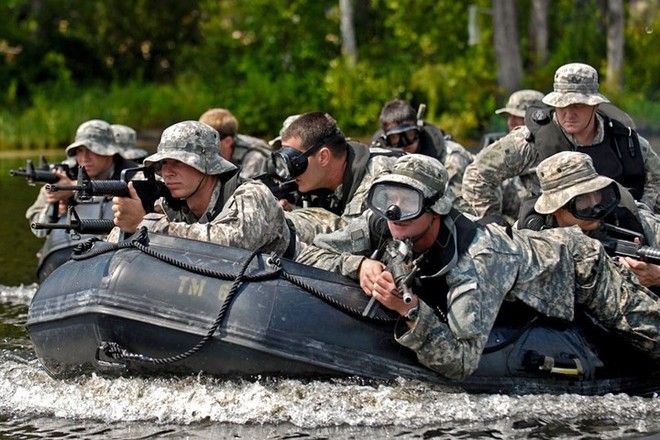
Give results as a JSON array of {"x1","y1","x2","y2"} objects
[
  {"x1": 75, "y1": 146, "x2": 114, "y2": 179},
  {"x1": 553, "y1": 208, "x2": 601, "y2": 232},
  {"x1": 158, "y1": 159, "x2": 207, "y2": 199},
  {"x1": 387, "y1": 211, "x2": 439, "y2": 253},
  {"x1": 281, "y1": 136, "x2": 324, "y2": 193},
  {"x1": 507, "y1": 114, "x2": 525, "y2": 132},
  {"x1": 556, "y1": 104, "x2": 596, "y2": 136},
  {"x1": 383, "y1": 121, "x2": 420, "y2": 153}
]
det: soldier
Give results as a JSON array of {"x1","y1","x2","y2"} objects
[
  {"x1": 463, "y1": 62, "x2": 660, "y2": 218},
  {"x1": 370, "y1": 99, "x2": 473, "y2": 201},
  {"x1": 110, "y1": 121, "x2": 295, "y2": 257},
  {"x1": 198, "y1": 108, "x2": 271, "y2": 181},
  {"x1": 296, "y1": 154, "x2": 660, "y2": 380},
  {"x1": 274, "y1": 111, "x2": 396, "y2": 244},
  {"x1": 111, "y1": 124, "x2": 149, "y2": 161},
  {"x1": 26, "y1": 119, "x2": 138, "y2": 237},
  {"x1": 520, "y1": 151, "x2": 660, "y2": 289}
]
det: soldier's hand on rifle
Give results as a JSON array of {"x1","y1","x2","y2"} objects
[
  {"x1": 112, "y1": 182, "x2": 146, "y2": 234},
  {"x1": 358, "y1": 258, "x2": 418, "y2": 317},
  {"x1": 45, "y1": 170, "x2": 75, "y2": 204},
  {"x1": 620, "y1": 257, "x2": 660, "y2": 287}
]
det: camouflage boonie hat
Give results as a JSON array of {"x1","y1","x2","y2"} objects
[
  {"x1": 144, "y1": 121, "x2": 238, "y2": 175},
  {"x1": 534, "y1": 151, "x2": 614, "y2": 214},
  {"x1": 111, "y1": 124, "x2": 148, "y2": 160},
  {"x1": 495, "y1": 89, "x2": 545, "y2": 117},
  {"x1": 269, "y1": 114, "x2": 302, "y2": 148},
  {"x1": 372, "y1": 154, "x2": 452, "y2": 215},
  {"x1": 65, "y1": 119, "x2": 120, "y2": 157},
  {"x1": 542, "y1": 63, "x2": 610, "y2": 108}
]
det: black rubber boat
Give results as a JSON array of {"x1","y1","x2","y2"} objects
[{"x1": 26, "y1": 230, "x2": 660, "y2": 396}]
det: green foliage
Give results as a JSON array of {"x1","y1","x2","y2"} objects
[{"x1": 1, "y1": 0, "x2": 659, "y2": 150}]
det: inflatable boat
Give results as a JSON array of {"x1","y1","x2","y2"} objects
[{"x1": 26, "y1": 230, "x2": 660, "y2": 396}]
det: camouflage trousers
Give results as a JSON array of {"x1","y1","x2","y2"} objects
[{"x1": 575, "y1": 250, "x2": 660, "y2": 361}]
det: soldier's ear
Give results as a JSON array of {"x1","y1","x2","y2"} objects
[{"x1": 317, "y1": 147, "x2": 332, "y2": 166}]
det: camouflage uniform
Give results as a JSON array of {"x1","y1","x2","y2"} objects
[
  {"x1": 463, "y1": 63, "x2": 660, "y2": 218},
  {"x1": 135, "y1": 121, "x2": 292, "y2": 256},
  {"x1": 297, "y1": 154, "x2": 660, "y2": 380},
  {"x1": 494, "y1": 90, "x2": 545, "y2": 222},
  {"x1": 26, "y1": 119, "x2": 135, "y2": 238},
  {"x1": 231, "y1": 133, "x2": 271, "y2": 180},
  {"x1": 111, "y1": 124, "x2": 149, "y2": 161},
  {"x1": 284, "y1": 143, "x2": 396, "y2": 243}
]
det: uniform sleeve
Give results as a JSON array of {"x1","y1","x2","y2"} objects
[
  {"x1": 462, "y1": 127, "x2": 537, "y2": 218},
  {"x1": 149, "y1": 181, "x2": 291, "y2": 255},
  {"x1": 638, "y1": 135, "x2": 660, "y2": 214},
  {"x1": 442, "y1": 140, "x2": 474, "y2": 199},
  {"x1": 25, "y1": 186, "x2": 53, "y2": 238},
  {"x1": 396, "y1": 250, "x2": 512, "y2": 380},
  {"x1": 238, "y1": 150, "x2": 269, "y2": 180},
  {"x1": 294, "y1": 241, "x2": 365, "y2": 278}
]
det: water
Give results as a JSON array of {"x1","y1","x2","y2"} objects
[{"x1": 1, "y1": 157, "x2": 660, "y2": 439}]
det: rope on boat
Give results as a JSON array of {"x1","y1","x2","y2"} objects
[
  {"x1": 100, "y1": 247, "x2": 259, "y2": 365},
  {"x1": 93, "y1": 228, "x2": 394, "y2": 365}
]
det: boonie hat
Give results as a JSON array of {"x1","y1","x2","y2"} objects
[
  {"x1": 534, "y1": 151, "x2": 614, "y2": 214},
  {"x1": 542, "y1": 63, "x2": 610, "y2": 108},
  {"x1": 495, "y1": 90, "x2": 544, "y2": 117},
  {"x1": 372, "y1": 154, "x2": 452, "y2": 215},
  {"x1": 65, "y1": 119, "x2": 120, "y2": 157},
  {"x1": 111, "y1": 124, "x2": 148, "y2": 160},
  {"x1": 144, "y1": 121, "x2": 237, "y2": 176}
]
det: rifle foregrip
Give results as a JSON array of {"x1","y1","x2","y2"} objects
[
  {"x1": 76, "y1": 219, "x2": 116, "y2": 234},
  {"x1": 637, "y1": 246, "x2": 660, "y2": 265}
]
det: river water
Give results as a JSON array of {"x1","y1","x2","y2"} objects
[{"x1": 1, "y1": 157, "x2": 660, "y2": 439}]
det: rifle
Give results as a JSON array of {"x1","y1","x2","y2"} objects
[
  {"x1": 45, "y1": 166, "x2": 169, "y2": 214},
  {"x1": 599, "y1": 224, "x2": 660, "y2": 265},
  {"x1": 362, "y1": 238, "x2": 421, "y2": 317},
  {"x1": 9, "y1": 156, "x2": 76, "y2": 185},
  {"x1": 31, "y1": 206, "x2": 115, "y2": 237},
  {"x1": 254, "y1": 172, "x2": 299, "y2": 202}
]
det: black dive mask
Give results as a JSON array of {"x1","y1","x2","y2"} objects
[
  {"x1": 382, "y1": 124, "x2": 420, "y2": 148},
  {"x1": 566, "y1": 183, "x2": 620, "y2": 221},
  {"x1": 367, "y1": 182, "x2": 439, "y2": 221},
  {"x1": 272, "y1": 129, "x2": 342, "y2": 180}
]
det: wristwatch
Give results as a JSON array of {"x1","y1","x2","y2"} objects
[{"x1": 403, "y1": 305, "x2": 419, "y2": 322}]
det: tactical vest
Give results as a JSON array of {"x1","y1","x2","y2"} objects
[
  {"x1": 525, "y1": 105, "x2": 645, "y2": 200},
  {"x1": 368, "y1": 209, "x2": 478, "y2": 319}
]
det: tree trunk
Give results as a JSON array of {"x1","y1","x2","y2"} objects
[
  {"x1": 606, "y1": 0, "x2": 625, "y2": 92},
  {"x1": 493, "y1": 0, "x2": 523, "y2": 96},
  {"x1": 529, "y1": 0, "x2": 550, "y2": 67},
  {"x1": 339, "y1": 0, "x2": 357, "y2": 64}
]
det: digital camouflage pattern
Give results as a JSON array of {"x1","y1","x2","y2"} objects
[
  {"x1": 65, "y1": 119, "x2": 120, "y2": 157},
  {"x1": 297, "y1": 217, "x2": 660, "y2": 379},
  {"x1": 542, "y1": 63, "x2": 610, "y2": 108},
  {"x1": 111, "y1": 124, "x2": 148, "y2": 161},
  {"x1": 462, "y1": 115, "x2": 660, "y2": 217},
  {"x1": 534, "y1": 151, "x2": 615, "y2": 214},
  {"x1": 285, "y1": 153, "x2": 396, "y2": 244},
  {"x1": 441, "y1": 138, "x2": 474, "y2": 201},
  {"x1": 495, "y1": 89, "x2": 545, "y2": 117},
  {"x1": 231, "y1": 133, "x2": 272, "y2": 180},
  {"x1": 140, "y1": 179, "x2": 291, "y2": 256},
  {"x1": 144, "y1": 121, "x2": 238, "y2": 176}
]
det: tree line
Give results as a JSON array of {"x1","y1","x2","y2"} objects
[{"x1": 0, "y1": 0, "x2": 659, "y2": 149}]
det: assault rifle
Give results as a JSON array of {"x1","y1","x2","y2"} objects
[
  {"x1": 45, "y1": 166, "x2": 169, "y2": 214},
  {"x1": 9, "y1": 156, "x2": 76, "y2": 185},
  {"x1": 254, "y1": 172, "x2": 299, "y2": 203},
  {"x1": 31, "y1": 206, "x2": 115, "y2": 236},
  {"x1": 599, "y1": 224, "x2": 660, "y2": 265},
  {"x1": 362, "y1": 238, "x2": 421, "y2": 317}
]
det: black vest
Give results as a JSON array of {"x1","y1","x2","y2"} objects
[
  {"x1": 526, "y1": 105, "x2": 645, "y2": 200},
  {"x1": 368, "y1": 209, "x2": 478, "y2": 319}
]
